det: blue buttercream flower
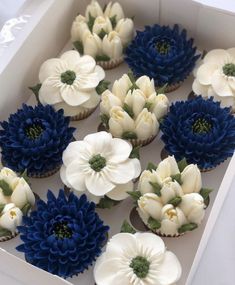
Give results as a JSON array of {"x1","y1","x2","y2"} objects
[
  {"x1": 160, "y1": 96, "x2": 235, "y2": 170},
  {"x1": 0, "y1": 104, "x2": 75, "y2": 177},
  {"x1": 16, "y1": 190, "x2": 109, "y2": 278},
  {"x1": 125, "y1": 24, "x2": 200, "y2": 89}
]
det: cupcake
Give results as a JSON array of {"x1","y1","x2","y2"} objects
[
  {"x1": 60, "y1": 131, "x2": 141, "y2": 208},
  {"x1": 125, "y1": 24, "x2": 200, "y2": 92},
  {"x1": 0, "y1": 167, "x2": 35, "y2": 241},
  {"x1": 0, "y1": 104, "x2": 75, "y2": 178},
  {"x1": 129, "y1": 156, "x2": 212, "y2": 237},
  {"x1": 100, "y1": 73, "x2": 169, "y2": 147},
  {"x1": 16, "y1": 190, "x2": 109, "y2": 278},
  {"x1": 193, "y1": 48, "x2": 235, "y2": 110},
  {"x1": 160, "y1": 96, "x2": 235, "y2": 171},
  {"x1": 71, "y1": 1, "x2": 134, "y2": 69},
  {"x1": 35, "y1": 50, "x2": 107, "y2": 120},
  {"x1": 94, "y1": 232, "x2": 182, "y2": 285}
]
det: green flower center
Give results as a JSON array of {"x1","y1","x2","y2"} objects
[
  {"x1": 25, "y1": 123, "x2": 44, "y2": 140},
  {"x1": 130, "y1": 256, "x2": 150, "y2": 279},
  {"x1": 61, "y1": 70, "x2": 76, "y2": 85},
  {"x1": 192, "y1": 118, "x2": 212, "y2": 134},
  {"x1": 89, "y1": 154, "x2": 106, "y2": 172},
  {"x1": 156, "y1": 40, "x2": 170, "y2": 55},
  {"x1": 223, "y1": 63, "x2": 235, "y2": 77},
  {"x1": 53, "y1": 222, "x2": 72, "y2": 239}
]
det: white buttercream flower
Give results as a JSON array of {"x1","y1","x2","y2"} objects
[
  {"x1": 11, "y1": 178, "x2": 35, "y2": 209},
  {"x1": 0, "y1": 167, "x2": 18, "y2": 189},
  {"x1": 192, "y1": 48, "x2": 235, "y2": 108},
  {"x1": 160, "y1": 180, "x2": 184, "y2": 205},
  {"x1": 179, "y1": 193, "x2": 205, "y2": 224},
  {"x1": 135, "y1": 76, "x2": 156, "y2": 99},
  {"x1": 111, "y1": 74, "x2": 133, "y2": 102},
  {"x1": 71, "y1": 15, "x2": 91, "y2": 42},
  {"x1": 38, "y1": 50, "x2": 105, "y2": 116},
  {"x1": 137, "y1": 170, "x2": 162, "y2": 195},
  {"x1": 135, "y1": 109, "x2": 159, "y2": 140},
  {"x1": 94, "y1": 232, "x2": 182, "y2": 285},
  {"x1": 83, "y1": 33, "x2": 102, "y2": 58},
  {"x1": 124, "y1": 89, "x2": 146, "y2": 118},
  {"x1": 92, "y1": 16, "x2": 112, "y2": 35},
  {"x1": 85, "y1": 0, "x2": 104, "y2": 19},
  {"x1": 181, "y1": 164, "x2": 202, "y2": 194},
  {"x1": 100, "y1": 90, "x2": 122, "y2": 115},
  {"x1": 115, "y1": 18, "x2": 134, "y2": 45},
  {"x1": 60, "y1": 132, "x2": 141, "y2": 203},
  {"x1": 155, "y1": 156, "x2": 180, "y2": 183},
  {"x1": 104, "y1": 2, "x2": 124, "y2": 21},
  {"x1": 102, "y1": 31, "x2": 123, "y2": 59},
  {"x1": 152, "y1": 94, "x2": 169, "y2": 120},
  {"x1": 0, "y1": 203, "x2": 23, "y2": 233}
]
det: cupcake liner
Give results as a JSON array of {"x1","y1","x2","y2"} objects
[
  {"x1": 128, "y1": 134, "x2": 157, "y2": 147},
  {"x1": 28, "y1": 164, "x2": 61, "y2": 178},
  {"x1": 70, "y1": 106, "x2": 97, "y2": 121},
  {"x1": 154, "y1": 231, "x2": 184, "y2": 238},
  {"x1": 97, "y1": 56, "x2": 124, "y2": 70},
  {"x1": 0, "y1": 231, "x2": 18, "y2": 242}
]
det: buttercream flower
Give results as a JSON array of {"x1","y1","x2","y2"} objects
[
  {"x1": 71, "y1": 1, "x2": 134, "y2": 69},
  {"x1": 160, "y1": 96, "x2": 235, "y2": 170},
  {"x1": 38, "y1": 50, "x2": 105, "y2": 119},
  {"x1": 125, "y1": 24, "x2": 200, "y2": 91},
  {"x1": 193, "y1": 48, "x2": 235, "y2": 109},
  {"x1": 131, "y1": 155, "x2": 212, "y2": 236},
  {"x1": 17, "y1": 190, "x2": 109, "y2": 278},
  {"x1": 94, "y1": 232, "x2": 182, "y2": 285},
  {"x1": 100, "y1": 73, "x2": 169, "y2": 146},
  {"x1": 0, "y1": 104, "x2": 75, "y2": 177},
  {"x1": 60, "y1": 132, "x2": 141, "y2": 205},
  {"x1": 0, "y1": 203, "x2": 23, "y2": 234}
]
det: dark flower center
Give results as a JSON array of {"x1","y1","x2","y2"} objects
[
  {"x1": 156, "y1": 40, "x2": 170, "y2": 54},
  {"x1": 130, "y1": 256, "x2": 150, "y2": 279},
  {"x1": 53, "y1": 222, "x2": 72, "y2": 239},
  {"x1": 89, "y1": 154, "x2": 106, "y2": 172},
  {"x1": 223, "y1": 63, "x2": 235, "y2": 77},
  {"x1": 61, "y1": 70, "x2": 76, "y2": 85},
  {"x1": 192, "y1": 118, "x2": 212, "y2": 134},
  {"x1": 25, "y1": 123, "x2": 44, "y2": 140}
]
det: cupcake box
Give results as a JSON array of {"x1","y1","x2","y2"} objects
[{"x1": 0, "y1": 0, "x2": 235, "y2": 285}]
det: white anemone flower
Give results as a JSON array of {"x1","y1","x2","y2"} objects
[
  {"x1": 94, "y1": 232, "x2": 182, "y2": 285},
  {"x1": 38, "y1": 50, "x2": 105, "y2": 116},
  {"x1": 193, "y1": 48, "x2": 235, "y2": 108},
  {"x1": 60, "y1": 132, "x2": 141, "y2": 203}
]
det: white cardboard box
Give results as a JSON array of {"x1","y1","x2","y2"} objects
[{"x1": 0, "y1": 0, "x2": 235, "y2": 284}]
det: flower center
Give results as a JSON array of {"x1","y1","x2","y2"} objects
[
  {"x1": 130, "y1": 256, "x2": 150, "y2": 279},
  {"x1": 223, "y1": 63, "x2": 235, "y2": 77},
  {"x1": 25, "y1": 123, "x2": 44, "y2": 140},
  {"x1": 89, "y1": 154, "x2": 106, "y2": 172},
  {"x1": 53, "y1": 222, "x2": 72, "y2": 239},
  {"x1": 192, "y1": 118, "x2": 212, "y2": 134},
  {"x1": 61, "y1": 70, "x2": 76, "y2": 85},
  {"x1": 156, "y1": 40, "x2": 170, "y2": 54}
]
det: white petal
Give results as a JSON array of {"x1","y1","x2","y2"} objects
[
  {"x1": 192, "y1": 79, "x2": 209, "y2": 97},
  {"x1": 39, "y1": 58, "x2": 63, "y2": 82},
  {"x1": 211, "y1": 69, "x2": 234, "y2": 97},
  {"x1": 85, "y1": 171, "x2": 115, "y2": 196},
  {"x1": 160, "y1": 219, "x2": 179, "y2": 236},
  {"x1": 196, "y1": 63, "x2": 219, "y2": 85},
  {"x1": 61, "y1": 86, "x2": 90, "y2": 106},
  {"x1": 106, "y1": 233, "x2": 137, "y2": 256},
  {"x1": 76, "y1": 73, "x2": 100, "y2": 90},
  {"x1": 134, "y1": 232, "x2": 165, "y2": 256},
  {"x1": 106, "y1": 181, "x2": 133, "y2": 201},
  {"x1": 60, "y1": 165, "x2": 72, "y2": 188},
  {"x1": 229, "y1": 77, "x2": 235, "y2": 91},
  {"x1": 94, "y1": 65, "x2": 105, "y2": 81},
  {"x1": 65, "y1": 161, "x2": 87, "y2": 191},
  {"x1": 84, "y1": 131, "x2": 113, "y2": 154},
  {"x1": 204, "y1": 49, "x2": 229, "y2": 65},
  {"x1": 81, "y1": 90, "x2": 100, "y2": 108},
  {"x1": 75, "y1": 55, "x2": 96, "y2": 74},
  {"x1": 60, "y1": 50, "x2": 81, "y2": 67},
  {"x1": 39, "y1": 81, "x2": 63, "y2": 105},
  {"x1": 108, "y1": 138, "x2": 132, "y2": 163}
]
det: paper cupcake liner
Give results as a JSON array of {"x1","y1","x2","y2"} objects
[
  {"x1": 28, "y1": 164, "x2": 61, "y2": 178},
  {"x1": 128, "y1": 134, "x2": 157, "y2": 147},
  {"x1": 70, "y1": 107, "x2": 97, "y2": 121},
  {"x1": 97, "y1": 56, "x2": 124, "y2": 70},
  {"x1": 0, "y1": 231, "x2": 18, "y2": 242},
  {"x1": 154, "y1": 231, "x2": 184, "y2": 238}
]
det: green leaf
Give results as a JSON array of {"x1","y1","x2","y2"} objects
[
  {"x1": 100, "y1": 113, "x2": 110, "y2": 130},
  {"x1": 177, "y1": 158, "x2": 188, "y2": 172},
  {"x1": 148, "y1": 217, "x2": 161, "y2": 230},
  {"x1": 73, "y1": 40, "x2": 84, "y2": 54},
  {"x1": 167, "y1": 196, "x2": 182, "y2": 207},
  {"x1": 20, "y1": 169, "x2": 30, "y2": 185},
  {"x1": 127, "y1": 190, "x2": 142, "y2": 202},
  {"x1": 122, "y1": 131, "x2": 137, "y2": 140},
  {"x1": 149, "y1": 181, "x2": 162, "y2": 196},
  {"x1": 156, "y1": 83, "x2": 168, "y2": 94},
  {"x1": 0, "y1": 180, "x2": 13, "y2": 196},
  {"x1": 88, "y1": 12, "x2": 95, "y2": 32},
  {"x1": 96, "y1": 196, "x2": 120, "y2": 209},
  {"x1": 29, "y1": 83, "x2": 41, "y2": 104},
  {"x1": 0, "y1": 227, "x2": 12, "y2": 237},
  {"x1": 144, "y1": 102, "x2": 153, "y2": 111},
  {"x1": 128, "y1": 71, "x2": 136, "y2": 84},
  {"x1": 129, "y1": 146, "x2": 140, "y2": 159},
  {"x1": 96, "y1": 80, "x2": 110, "y2": 95},
  {"x1": 120, "y1": 220, "x2": 136, "y2": 234},
  {"x1": 200, "y1": 188, "x2": 213, "y2": 202},
  {"x1": 98, "y1": 28, "x2": 107, "y2": 39},
  {"x1": 110, "y1": 15, "x2": 117, "y2": 29},
  {"x1": 178, "y1": 223, "x2": 198, "y2": 234},
  {"x1": 0, "y1": 204, "x2": 5, "y2": 214},
  {"x1": 21, "y1": 203, "x2": 31, "y2": 215},
  {"x1": 123, "y1": 103, "x2": 134, "y2": 118},
  {"x1": 171, "y1": 173, "x2": 182, "y2": 185},
  {"x1": 96, "y1": 54, "x2": 111, "y2": 62},
  {"x1": 146, "y1": 162, "x2": 157, "y2": 172}
]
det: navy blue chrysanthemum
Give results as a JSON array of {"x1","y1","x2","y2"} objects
[
  {"x1": 160, "y1": 96, "x2": 235, "y2": 170},
  {"x1": 0, "y1": 104, "x2": 75, "y2": 177},
  {"x1": 16, "y1": 190, "x2": 109, "y2": 278},
  {"x1": 125, "y1": 24, "x2": 200, "y2": 88}
]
